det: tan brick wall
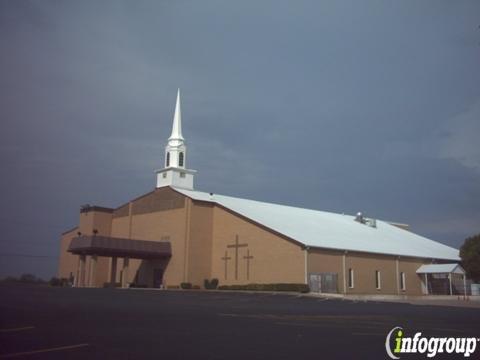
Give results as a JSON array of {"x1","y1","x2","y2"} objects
[
  {"x1": 398, "y1": 257, "x2": 431, "y2": 296},
  {"x1": 58, "y1": 209, "x2": 113, "y2": 287},
  {"x1": 109, "y1": 188, "x2": 188, "y2": 287},
  {"x1": 307, "y1": 248, "x2": 344, "y2": 292},
  {"x1": 78, "y1": 210, "x2": 112, "y2": 237},
  {"x1": 187, "y1": 201, "x2": 214, "y2": 286},
  {"x1": 345, "y1": 252, "x2": 397, "y2": 294},
  {"x1": 307, "y1": 248, "x2": 432, "y2": 295},
  {"x1": 211, "y1": 206, "x2": 305, "y2": 285},
  {"x1": 58, "y1": 228, "x2": 79, "y2": 280}
]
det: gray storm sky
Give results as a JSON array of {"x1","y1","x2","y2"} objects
[{"x1": 1, "y1": 1, "x2": 479, "y2": 279}]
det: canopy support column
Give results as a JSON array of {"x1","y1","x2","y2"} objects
[
  {"x1": 89, "y1": 255, "x2": 97, "y2": 287},
  {"x1": 79, "y1": 255, "x2": 86, "y2": 288},
  {"x1": 110, "y1": 257, "x2": 118, "y2": 287},
  {"x1": 448, "y1": 273, "x2": 453, "y2": 295},
  {"x1": 122, "y1": 257, "x2": 129, "y2": 288},
  {"x1": 424, "y1": 273, "x2": 428, "y2": 295}
]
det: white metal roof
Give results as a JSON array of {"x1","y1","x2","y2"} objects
[
  {"x1": 416, "y1": 264, "x2": 465, "y2": 274},
  {"x1": 173, "y1": 187, "x2": 460, "y2": 261}
]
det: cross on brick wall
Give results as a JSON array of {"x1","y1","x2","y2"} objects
[
  {"x1": 243, "y1": 249, "x2": 254, "y2": 280},
  {"x1": 227, "y1": 235, "x2": 248, "y2": 280},
  {"x1": 221, "y1": 251, "x2": 232, "y2": 279}
]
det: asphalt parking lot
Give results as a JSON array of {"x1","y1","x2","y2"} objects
[{"x1": 0, "y1": 284, "x2": 479, "y2": 359}]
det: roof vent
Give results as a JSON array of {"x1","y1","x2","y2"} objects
[
  {"x1": 355, "y1": 212, "x2": 377, "y2": 228},
  {"x1": 367, "y1": 218, "x2": 377, "y2": 228},
  {"x1": 355, "y1": 212, "x2": 365, "y2": 223}
]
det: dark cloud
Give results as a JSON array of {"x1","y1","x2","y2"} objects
[{"x1": 1, "y1": 0, "x2": 479, "y2": 278}]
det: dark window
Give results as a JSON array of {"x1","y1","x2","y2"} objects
[
  {"x1": 179, "y1": 152, "x2": 184, "y2": 167},
  {"x1": 166, "y1": 152, "x2": 170, "y2": 167},
  {"x1": 180, "y1": 172, "x2": 186, "y2": 178},
  {"x1": 348, "y1": 268, "x2": 354, "y2": 288},
  {"x1": 375, "y1": 270, "x2": 381, "y2": 289}
]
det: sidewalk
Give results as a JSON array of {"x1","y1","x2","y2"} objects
[{"x1": 305, "y1": 292, "x2": 480, "y2": 308}]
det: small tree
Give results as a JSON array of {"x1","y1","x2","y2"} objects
[
  {"x1": 20, "y1": 273, "x2": 37, "y2": 283},
  {"x1": 460, "y1": 233, "x2": 480, "y2": 282}
]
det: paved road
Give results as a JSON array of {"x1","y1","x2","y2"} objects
[{"x1": 0, "y1": 284, "x2": 479, "y2": 359}]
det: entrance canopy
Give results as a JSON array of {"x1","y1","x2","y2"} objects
[
  {"x1": 416, "y1": 263, "x2": 465, "y2": 275},
  {"x1": 68, "y1": 235, "x2": 171, "y2": 259}
]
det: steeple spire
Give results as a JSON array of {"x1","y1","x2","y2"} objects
[
  {"x1": 169, "y1": 89, "x2": 184, "y2": 141},
  {"x1": 155, "y1": 89, "x2": 196, "y2": 190}
]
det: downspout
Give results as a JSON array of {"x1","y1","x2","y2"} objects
[
  {"x1": 395, "y1": 257, "x2": 400, "y2": 295},
  {"x1": 343, "y1": 251, "x2": 347, "y2": 294},
  {"x1": 304, "y1": 247, "x2": 309, "y2": 285}
]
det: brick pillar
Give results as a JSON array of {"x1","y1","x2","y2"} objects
[
  {"x1": 110, "y1": 257, "x2": 118, "y2": 287},
  {"x1": 79, "y1": 255, "x2": 86, "y2": 287},
  {"x1": 122, "y1": 257, "x2": 130, "y2": 288},
  {"x1": 89, "y1": 255, "x2": 98, "y2": 287}
]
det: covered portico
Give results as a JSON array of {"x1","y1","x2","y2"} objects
[
  {"x1": 417, "y1": 264, "x2": 467, "y2": 296},
  {"x1": 68, "y1": 235, "x2": 171, "y2": 288}
]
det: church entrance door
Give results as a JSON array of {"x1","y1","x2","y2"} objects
[
  {"x1": 153, "y1": 268, "x2": 164, "y2": 288},
  {"x1": 309, "y1": 273, "x2": 338, "y2": 293}
]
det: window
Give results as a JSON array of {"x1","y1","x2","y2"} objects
[
  {"x1": 348, "y1": 268, "x2": 354, "y2": 288},
  {"x1": 179, "y1": 152, "x2": 184, "y2": 167},
  {"x1": 400, "y1": 272, "x2": 406, "y2": 291},
  {"x1": 375, "y1": 270, "x2": 381, "y2": 290},
  {"x1": 162, "y1": 172, "x2": 167, "y2": 178},
  {"x1": 180, "y1": 172, "x2": 186, "y2": 178},
  {"x1": 166, "y1": 152, "x2": 170, "y2": 167}
]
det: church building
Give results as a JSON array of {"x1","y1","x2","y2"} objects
[{"x1": 58, "y1": 90, "x2": 465, "y2": 296}]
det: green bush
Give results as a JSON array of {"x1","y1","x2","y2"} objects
[
  {"x1": 211, "y1": 278, "x2": 219, "y2": 289},
  {"x1": 180, "y1": 282, "x2": 192, "y2": 289},
  {"x1": 204, "y1": 278, "x2": 220, "y2": 289},
  {"x1": 218, "y1": 283, "x2": 309, "y2": 293}
]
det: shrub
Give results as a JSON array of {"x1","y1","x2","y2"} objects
[
  {"x1": 210, "y1": 278, "x2": 219, "y2": 289},
  {"x1": 218, "y1": 283, "x2": 309, "y2": 293},
  {"x1": 204, "y1": 278, "x2": 220, "y2": 289},
  {"x1": 180, "y1": 282, "x2": 192, "y2": 289}
]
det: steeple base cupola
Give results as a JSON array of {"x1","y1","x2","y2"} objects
[
  {"x1": 156, "y1": 167, "x2": 196, "y2": 189},
  {"x1": 155, "y1": 89, "x2": 196, "y2": 190}
]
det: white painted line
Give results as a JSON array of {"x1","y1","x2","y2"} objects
[
  {"x1": 0, "y1": 327, "x2": 34, "y2": 333},
  {"x1": 0, "y1": 343, "x2": 89, "y2": 358}
]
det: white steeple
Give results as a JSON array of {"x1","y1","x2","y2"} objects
[
  {"x1": 169, "y1": 89, "x2": 184, "y2": 141},
  {"x1": 155, "y1": 89, "x2": 196, "y2": 190}
]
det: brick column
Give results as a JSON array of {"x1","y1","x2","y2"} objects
[
  {"x1": 122, "y1": 257, "x2": 130, "y2": 288},
  {"x1": 89, "y1": 255, "x2": 97, "y2": 287},
  {"x1": 110, "y1": 257, "x2": 118, "y2": 287},
  {"x1": 79, "y1": 255, "x2": 86, "y2": 287}
]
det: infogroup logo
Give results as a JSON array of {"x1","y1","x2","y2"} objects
[{"x1": 385, "y1": 327, "x2": 479, "y2": 359}]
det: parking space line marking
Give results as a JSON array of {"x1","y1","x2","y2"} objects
[
  {"x1": 0, "y1": 343, "x2": 89, "y2": 358},
  {"x1": 0, "y1": 327, "x2": 34, "y2": 333}
]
